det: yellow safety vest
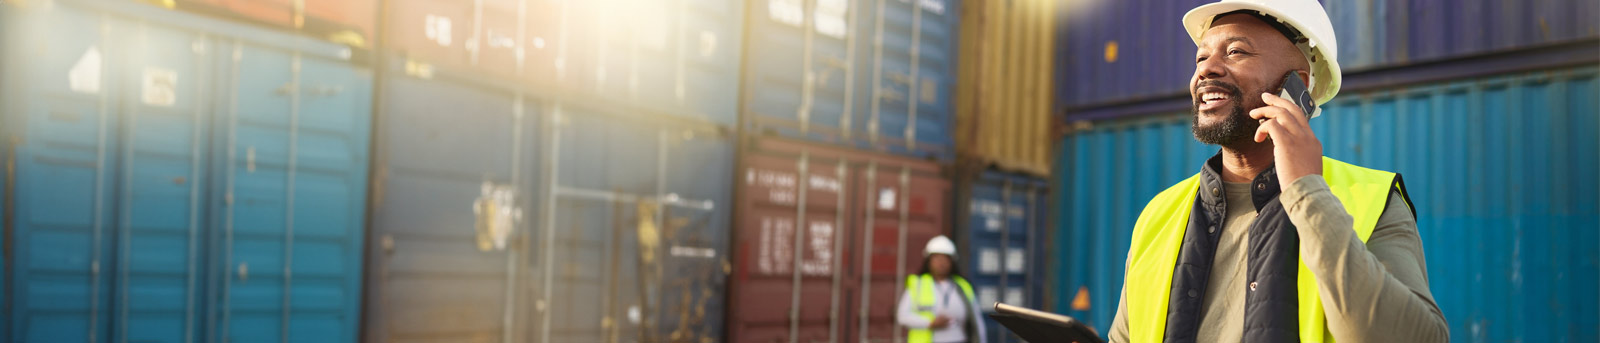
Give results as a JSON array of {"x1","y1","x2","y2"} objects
[
  {"x1": 905, "y1": 274, "x2": 978, "y2": 343},
  {"x1": 1125, "y1": 157, "x2": 1409, "y2": 343}
]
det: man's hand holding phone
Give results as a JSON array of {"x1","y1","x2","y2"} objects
[{"x1": 1252, "y1": 91, "x2": 1322, "y2": 190}]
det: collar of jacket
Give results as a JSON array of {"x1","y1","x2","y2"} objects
[{"x1": 1197, "y1": 153, "x2": 1283, "y2": 215}]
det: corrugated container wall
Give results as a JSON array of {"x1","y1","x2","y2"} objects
[
  {"x1": 385, "y1": 0, "x2": 745, "y2": 127},
  {"x1": 727, "y1": 136, "x2": 951, "y2": 343},
  {"x1": 362, "y1": 60, "x2": 542, "y2": 343},
  {"x1": 172, "y1": 0, "x2": 377, "y2": 48},
  {"x1": 366, "y1": 0, "x2": 744, "y2": 340},
  {"x1": 1051, "y1": 67, "x2": 1600, "y2": 341},
  {"x1": 954, "y1": 170, "x2": 1049, "y2": 343},
  {"x1": 1, "y1": 1, "x2": 372, "y2": 342},
  {"x1": 742, "y1": 0, "x2": 962, "y2": 159},
  {"x1": 1054, "y1": 0, "x2": 1600, "y2": 110},
  {"x1": 954, "y1": 0, "x2": 1055, "y2": 177},
  {"x1": 532, "y1": 106, "x2": 735, "y2": 343}
]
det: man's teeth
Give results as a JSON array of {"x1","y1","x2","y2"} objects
[{"x1": 1202, "y1": 92, "x2": 1230, "y2": 103}]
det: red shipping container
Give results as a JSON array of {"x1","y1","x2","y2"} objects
[
  {"x1": 728, "y1": 137, "x2": 950, "y2": 343},
  {"x1": 176, "y1": 0, "x2": 375, "y2": 47}
]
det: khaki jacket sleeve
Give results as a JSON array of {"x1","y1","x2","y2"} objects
[
  {"x1": 1280, "y1": 174, "x2": 1450, "y2": 342},
  {"x1": 1109, "y1": 282, "x2": 1132, "y2": 343}
]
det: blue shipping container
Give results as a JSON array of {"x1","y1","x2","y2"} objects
[
  {"x1": 363, "y1": 63, "x2": 543, "y2": 342},
  {"x1": 1051, "y1": 66, "x2": 1600, "y2": 341},
  {"x1": 0, "y1": 1, "x2": 371, "y2": 342},
  {"x1": 1055, "y1": 0, "x2": 1600, "y2": 110},
  {"x1": 534, "y1": 107, "x2": 735, "y2": 343},
  {"x1": 743, "y1": 0, "x2": 960, "y2": 159},
  {"x1": 957, "y1": 171, "x2": 1050, "y2": 343}
]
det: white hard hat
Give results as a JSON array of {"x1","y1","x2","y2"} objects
[
  {"x1": 924, "y1": 235, "x2": 957, "y2": 258},
  {"x1": 1183, "y1": 0, "x2": 1341, "y2": 110}
]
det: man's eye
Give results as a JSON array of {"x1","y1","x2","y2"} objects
[
  {"x1": 1228, "y1": 49, "x2": 1245, "y2": 55},
  {"x1": 1196, "y1": 56, "x2": 1208, "y2": 63}
]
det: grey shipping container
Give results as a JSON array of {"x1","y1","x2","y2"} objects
[
  {"x1": 364, "y1": 57, "x2": 737, "y2": 342},
  {"x1": 362, "y1": 60, "x2": 542, "y2": 343},
  {"x1": 1, "y1": 1, "x2": 372, "y2": 342},
  {"x1": 1051, "y1": 66, "x2": 1600, "y2": 341},
  {"x1": 532, "y1": 106, "x2": 735, "y2": 343}
]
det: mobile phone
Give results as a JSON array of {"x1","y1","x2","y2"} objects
[{"x1": 1277, "y1": 71, "x2": 1316, "y2": 118}]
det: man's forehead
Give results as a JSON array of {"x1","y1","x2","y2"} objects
[{"x1": 1199, "y1": 14, "x2": 1283, "y2": 48}]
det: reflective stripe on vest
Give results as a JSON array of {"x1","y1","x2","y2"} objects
[
  {"x1": 905, "y1": 274, "x2": 977, "y2": 343},
  {"x1": 1126, "y1": 157, "x2": 1407, "y2": 343}
]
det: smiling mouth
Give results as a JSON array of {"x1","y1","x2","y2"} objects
[{"x1": 1196, "y1": 91, "x2": 1234, "y2": 112}]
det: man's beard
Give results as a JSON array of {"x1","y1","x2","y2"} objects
[{"x1": 1191, "y1": 80, "x2": 1261, "y2": 147}]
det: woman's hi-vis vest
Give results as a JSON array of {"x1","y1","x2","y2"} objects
[
  {"x1": 906, "y1": 274, "x2": 977, "y2": 343},
  {"x1": 1125, "y1": 157, "x2": 1409, "y2": 343}
]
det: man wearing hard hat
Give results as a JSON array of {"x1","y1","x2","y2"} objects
[{"x1": 1108, "y1": 0, "x2": 1449, "y2": 342}]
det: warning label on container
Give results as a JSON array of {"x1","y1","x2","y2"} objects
[
  {"x1": 69, "y1": 46, "x2": 101, "y2": 94},
  {"x1": 141, "y1": 67, "x2": 177, "y2": 107}
]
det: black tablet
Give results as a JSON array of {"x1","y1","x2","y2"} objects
[{"x1": 988, "y1": 302, "x2": 1106, "y2": 343}]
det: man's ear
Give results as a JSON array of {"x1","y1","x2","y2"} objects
[{"x1": 1295, "y1": 69, "x2": 1311, "y2": 85}]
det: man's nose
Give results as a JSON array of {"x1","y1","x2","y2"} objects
[{"x1": 1195, "y1": 58, "x2": 1226, "y2": 81}]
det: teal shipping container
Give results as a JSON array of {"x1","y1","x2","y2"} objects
[
  {"x1": 0, "y1": 1, "x2": 371, "y2": 342},
  {"x1": 1051, "y1": 66, "x2": 1599, "y2": 342}
]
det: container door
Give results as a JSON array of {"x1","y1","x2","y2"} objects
[
  {"x1": 854, "y1": 0, "x2": 956, "y2": 157},
  {"x1": 212, "y1": 43, "x2": 369, "y2": 343},
  {"x1": 964, "y1": 174, "x2": 1045, "y2": 343},
  {"x1": 6, "y1": 6, "x2": 121, "y2": 342},
  {"x1": 744, "y1": 0, "x2": 859, "y2": 142},
  {"x1": 112, "y1": 18, "x2": 213, "y2": 343},
  {"x1": 729, "y1": 145, "x2": 850, "y2": 343},
  {"x1": 365, "y1": 74, "x2": 535, "y2": 343},
  {"x1": 850, "y1": 161, "x2": 946, "y2": 342},
  {"x1": 533, "y1": 111, "x2": 733, "y2": 343}
]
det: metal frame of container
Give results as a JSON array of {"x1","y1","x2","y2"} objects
[
  {"x1": 1051, "y1": 66, "x2": 1600, "y2": 341},
  {"x1": 1, "y1": 1, "x2": 372, "y2": 342}
]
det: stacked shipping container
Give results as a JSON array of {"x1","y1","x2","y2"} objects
[
  {"x1": 1049, "y1": 0, "x2": 1600, "y2": 339},
  {"x1": 362, "y1": 0, "x2": 744, "y2": 342},
  {"x1": 0, "y1": 0, "x2": 1046, "y2": 342},
  {"x1": 0, "y1": 1, "x2": 372, "y2": 342}
]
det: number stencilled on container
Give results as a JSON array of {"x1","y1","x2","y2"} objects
[
  {"x1": 972, "y1": 199, "x2": 1004, "y2": 231},
  {"x1": 424, "y1": 14, "x2": 453, "y2": 47},
  {"x1": 757, "y1": 216, "x2": 836, "y2": 276},
  {"x1": 746, "y1": 167, "x2": 842, "y2": 205},
  {"x1": 141, "y1": 67, "x2": 177, "y2": 107}
]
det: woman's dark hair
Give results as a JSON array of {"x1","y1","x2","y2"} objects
[{"x1": 916, "y1": 253, "x2": 963, "y2": 277}]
